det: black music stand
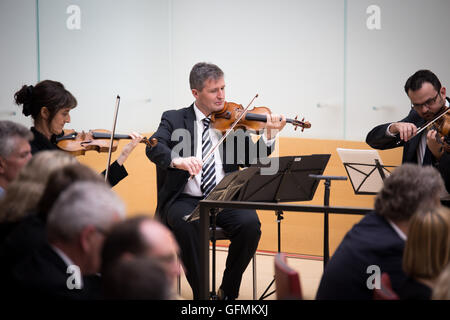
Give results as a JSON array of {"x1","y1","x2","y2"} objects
[
  {"x1": 241, "y1": 154, "x2": 331, "y2": 299},
  {"x1": 184, "y1": 165, "x2": 260, "y2": 222},
  {"x1": 188, "y1": 154, "x2": 330, "y2": 300}
]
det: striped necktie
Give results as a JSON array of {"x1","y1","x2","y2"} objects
[{"x1": 201, "y1": 117, "x2": 216, "y2": 196}]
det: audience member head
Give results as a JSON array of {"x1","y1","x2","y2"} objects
[
  {"x1": 37, "y1": 163, "x2": 103, "y2": 222},
  {"x1": 101, "y1": 215, "x2": 180, "y2": 286},
  {"x1": 14, "y1": 80, "x2": 77, "y2": 131},
  {"x1": 102, "y1": 256, "x2": 171, "y2": 300},
  {"x1": 0, "y1": 150, "x2": 77, "y2": 223},
  {"x1": 432, "y1": 263, "x2": 450, "y2": 300},
  {"x1": 0, "y1": 120, "x2": 33, "y2": 191},
  {"x1": 375, "y1": 164, "x2": 444, "y2": 224},
  {"x1": 403, "y1": 206, "x2": 450, "y2": 285},
  {"x1": 46, "y1": 181, "x2": 126, "y2": 275}
]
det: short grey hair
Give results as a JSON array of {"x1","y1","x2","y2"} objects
[
  {"x1": 375, "y1": 164, "x2": 444, "y2": 222},
  {"x1": 47, "y1": 181, "x2": 126, "y2": 242},
  {"x1": 0, "y1": 120, "x2": 33, "y2": 157},
  {"x1": 189, "y1": 62, "x2": 224, "y2": 91}
]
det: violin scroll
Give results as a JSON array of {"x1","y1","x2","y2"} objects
[{"x1": 292, "y1": 116, "x2": 311, "y2": 132}]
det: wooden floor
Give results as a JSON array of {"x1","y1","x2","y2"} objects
[{"x1": 178, "y1": 246, "x2": 323, "y2": 300}]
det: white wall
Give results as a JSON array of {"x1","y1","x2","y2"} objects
[
  {"x1": 1, "y1": 0, "x2": 450, "y2": 141},
  {"x1": 0, "y1": 0, "x2": 37, "y2": 128}
]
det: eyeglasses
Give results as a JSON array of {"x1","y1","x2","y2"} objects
[{"x1": 411, "y1": 91, "x2": 440, "y2": 110}]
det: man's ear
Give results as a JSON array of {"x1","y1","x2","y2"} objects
[
  {"x1": 0, "y1": 157, "x2": 6, "y2": 174},
  {"x1": 79, "y1": 225, "x2": 96, "y2": 252},
  {"x1": 191, "y1": 88, "x2": 199, "y2": 100},
  {"x1": 441, "y1": 86, "x2": 446, "y2": 98},
  {"x1": 40, "y1": 106, "x2": 50, "y2": 121}
]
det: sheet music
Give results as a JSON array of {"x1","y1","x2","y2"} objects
[{"x1": 336, "y1": 148, "x2": 390, "y2": 194}]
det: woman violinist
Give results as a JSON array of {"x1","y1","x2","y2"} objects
[{"x1": 14, "y1": 80, "x2": 142, "y2": 186}]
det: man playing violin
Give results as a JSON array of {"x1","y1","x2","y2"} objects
[
  {"x1": 146, "y1": 62, "x2": 286, "y2": 299},
  {"x1": 366, "y1": 69, "x2": 450, "y2": 193}
]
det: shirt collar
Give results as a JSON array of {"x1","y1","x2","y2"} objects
[
  {"x1": 51, "y1": 244, "x2": 76, "y2": 267},
  {"x1": 387, "y1": 219, "x2": 407, "y2": 241},
  {"x1": 193, "y1": 103, "x2": 208, "y2": 122}
]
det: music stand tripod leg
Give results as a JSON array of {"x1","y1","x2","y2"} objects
[
  {"x1": 210, "y1": 208, "x2": 219, "y2": 300},
  {"x1": 323, "y1": 179, "x2": 330, "y2": 268},
  {"x1": 259, "y1": 209, "x2": 284, "y2": 300},
  {"x1": 308, "y1": 174, "x2": 347, "y2": 269}
]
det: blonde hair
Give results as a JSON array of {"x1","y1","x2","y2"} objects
[
  {"x1": 432, "y1": 263, "x2": 450, "y2": 300},
  {"x1": 0, "y1": 150, "x2": 77, "y2": 223},
  {"x1": 403, "y1": 206, "x2": 450, "y2": 280}
]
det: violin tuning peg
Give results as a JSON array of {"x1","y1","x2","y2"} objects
[{"x1": 294, "y1": 115, "x2": 298, "y2": 131}]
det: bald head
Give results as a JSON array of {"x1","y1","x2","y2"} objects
[{"x1": 101, "y1": 216, "x2": 180, "y2": 284}]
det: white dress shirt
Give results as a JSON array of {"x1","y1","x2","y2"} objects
[{"x1": 181, "y1": 104, "x2": 226, "y2": 197}]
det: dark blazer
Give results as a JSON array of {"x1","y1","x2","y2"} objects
[
  {"x1": 146, "y1": 104, "x2": 274, "y2": 222},
  {"x1": 5, "y1": 243, "x2": 101, "y2": 300},
  {"x1": 315, "y1": 211, "x2": 407, "y2": 300},
  {"x1": 366, "y1": 99, "x2": 450, "y2": 192}
]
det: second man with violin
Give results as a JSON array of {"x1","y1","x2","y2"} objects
[
  {"x1": 366, "y1": 69, "x2": 450, "y2": 194},
  {"x1": 146, "y1": 62, "x2": 286, "y2": 299}
]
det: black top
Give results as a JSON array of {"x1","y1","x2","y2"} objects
[
  {"x1": 30, "y1": 127, "x2": 60, "y2": 155},
  {"x1": 29, "y1": 127, "x2": 128, "y2": 187}
]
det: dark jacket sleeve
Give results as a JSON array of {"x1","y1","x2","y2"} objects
[
  {"x1": 437, "y1": 152, "x2": 450, "y2": 193},
  {"x1": 145, "y1": 110, "x2": 178, "y2": 169},
  {"x1": 101, "y1": 161, "x2": 128, "y2": 187},
  {"x1": 365, "y1": 110, "x2": 421, "y2": 150}
]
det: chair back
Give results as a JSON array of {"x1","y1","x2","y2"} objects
[
  {"x1": 274, "y1": 253, "x2": 302, "y2": 300},
  {"x1": 373, "y1": 272, "x2": 399, "y2": 300}
]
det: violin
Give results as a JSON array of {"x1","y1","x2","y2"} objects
[
  {"x1": 431, "y1": 108, "x2": 450, "y2": 151},
  {"x1": 210, "y1": 101, "x2": 311, "y2": 134},
  {"x1": 55, "y1": 129, "x2": 157, "y2": 156},
  {"x1": 433, "y1": 110, "x2": 450, "y2": 140}
]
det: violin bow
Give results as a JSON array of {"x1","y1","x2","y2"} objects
[
  {"x1": 396, "y1": 106, "x2": 450, "y2": 145},
  {"x1": 105, "y1": 95, "x2": 121, "y2": 182},
  {"x1": 203, "y1": 94, "x2": 258, "y2": 164}
]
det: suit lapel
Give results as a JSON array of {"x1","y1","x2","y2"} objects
[{"x1": 184, "y1": 104, "x2": 196, "y2": 157}]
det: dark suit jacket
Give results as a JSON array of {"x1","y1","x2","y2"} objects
[
  {"x1": 365, "y1": 99, "x2": 450, "y2": 192},
  {"x1": 315, "y1": 211, "x2": 407, "y2": 300},
  {"x1": 5, "y1": 243, "x2": 101, "y2": 300},
  {"x1": 146, "y1": 104, "x2": 274, "y2": 222}
]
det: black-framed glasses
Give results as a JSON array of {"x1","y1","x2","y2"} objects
[{"x1": 411, "y1": 91, "x2": 440, "y2": 110}]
